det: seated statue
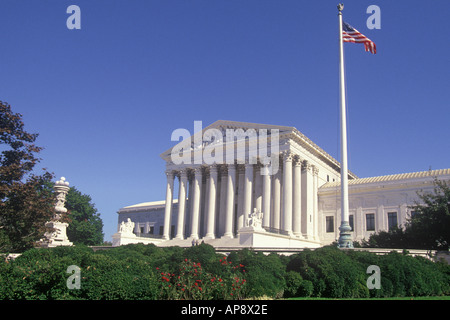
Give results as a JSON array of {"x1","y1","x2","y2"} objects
[
  {"x1": 119, "y1": 218, "x2": 135, "y2": 235},
  {"x1": 247, "y1": 208, "x2": 263, "y2": 229}
]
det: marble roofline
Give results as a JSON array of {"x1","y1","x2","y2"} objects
[
  {"x1": 319, "y1": 168, "x2": 450, "y2": 196},
  {"x1": 160, "y1": 120, "x2": 358, "y2": 179}
]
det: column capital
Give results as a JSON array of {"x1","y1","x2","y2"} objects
[
  {"x1": 237, "y1": 164, "x2": 245, "y2": 174},
  {"x1": 218, "y1": 164, "x2": 228, "y2": 175},
  {"x1": 302, "y1": 160, "x2": 312, "y2": 173},
  {"x1": 178, "y1": 169, "x2": 189, "y2": 178},
  {"x1": 293, "y1": 155, "x2": 303, "y2": 167},
  {"x1": 312, "y1": 165, "x2": 319, "y2": 176},
  {"x1": 165, "y1": 170, "x2": 175, "y2": 179},
  {"x1": 282, "y1": 151, "x2": 294, "y2": 162},
  {"x1": 209, "y1": 164, "x2": 219, "y2": 174},
  {"x1": 226, "y1": 163, "x2": 236, "y2": 172},
  {"x1": 244, "y1": 163, "x2": 254, "y2": 170}
]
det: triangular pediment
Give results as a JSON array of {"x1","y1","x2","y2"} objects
[
  {"x1": 160, "y1": 120, "x2": 358, "y2": 179},
  {"x1": 160, "y1": 120, "x2": 294, "y2": 160}
]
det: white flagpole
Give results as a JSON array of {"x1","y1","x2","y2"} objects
[{"x1": 337, "y1": 3, "x2": 353, "y2": 248}]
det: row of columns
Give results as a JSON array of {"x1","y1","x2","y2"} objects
[{"x1": 162, "y1": 152, "x2": 320, "y2": 241}]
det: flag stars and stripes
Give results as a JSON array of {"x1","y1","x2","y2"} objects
[{"x1": 342, "y1": 21, "x2": 377, "y2": 54}]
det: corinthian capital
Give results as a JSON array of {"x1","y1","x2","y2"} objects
[
  {"x1": 282, "y1": 151, "x2": 294, "y2": 162},
  {"x1": 312, "y1": 165, "x2": 319, "y2": 176},
  {"x1": 293, "y1": 155, "x2": 303, "y2": 167},
  {"x1": 165, "y1": 170, "x2": 175, "y2": 179},
  {"x1": 302, "y1": 160, "x2": 312, "y2": 173}
]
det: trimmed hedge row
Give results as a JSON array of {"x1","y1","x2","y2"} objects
[{"x1": 0, "y1": 244, "x2": 449, "y2": 299}]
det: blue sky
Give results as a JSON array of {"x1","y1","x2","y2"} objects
[{"x1": 0, "y1": 0, "x2": 449, "y2": 242}]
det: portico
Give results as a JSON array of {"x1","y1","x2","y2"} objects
[{"x1": 157, "y1": 120, "x2": 350, "y2": 247}]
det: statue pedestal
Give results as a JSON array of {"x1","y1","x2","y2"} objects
[
  {"x1": 111, "y1": 231, "x2": 136, "y2": 246},
  {"x1": 41, "y1": 221, "x2": 73, "y2": 247}
]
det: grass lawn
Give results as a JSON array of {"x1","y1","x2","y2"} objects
[{"x1": 287, "y1": 296, "x2": 450, "y2": 300}]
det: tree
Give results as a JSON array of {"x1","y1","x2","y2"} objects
[
  {"x1": 65, "y1": 186, "x2": 104, "y2": 245},
  {"x1": 407, "y1": 179, "x2": 450, "y2": 250},
  {"x1": 360, "y1": 179, "x2": 450, "y2": 250},
  {"x1": 0, "y1": 101, "x2": 56, "y2": 252}
]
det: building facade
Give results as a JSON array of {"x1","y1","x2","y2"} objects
[{"x1": 113, "y1": 120, "x2": 450, "y2": 249}]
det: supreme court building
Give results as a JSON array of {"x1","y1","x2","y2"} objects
[{"x1": 112, "y1": 120, "x2": 450, "y2": 249}]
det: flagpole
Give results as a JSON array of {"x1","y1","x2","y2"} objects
[{"x1": 337, "y1": 3, "x2": 353, "y2": 248}]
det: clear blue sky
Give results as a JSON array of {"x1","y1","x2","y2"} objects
[{"x1": 1, "y1": 1, "x2": 449, "y2": 242}]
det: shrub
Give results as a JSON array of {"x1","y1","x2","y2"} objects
[
  {"x1": 284, "y1": 271, "x2": 303, "y2": 298},
  {"x1": 228, "y1": 249, "x2": 286, "y2": 298},
  {"x1": 298, "y1": 279, "x2": 314, "y2": 297},
  {"x1": 347, "y1": 249, "x2": 449, "y2": 297},
  {"x1": 157, "y1": 257, "x2": 247, "y2": 300},
  {"x1": 287, "y1": 246, "x2": 368, "y2": 298},
  {"x1": 1, "y1": 244, "x2": 449, "y2": 300}
]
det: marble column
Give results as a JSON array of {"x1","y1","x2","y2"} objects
[
  {"x1": 282, "y1": 152, "x2": 293, "y2": 236},
  {"x1": 312, "y1": 166, "x2": 319, "y2": 240},
  {"x1": 302, "y1": 161, "x2": 314, "y2": 239},
  {"x1": 223, "y1": 164, "x2": 236, "y2": 238},
  {"x1": 271, "y1": 162, "x2": 281, "y2": 230},
  {"x1": 185, "y1": 171, "x2": 194, "y2": 238},
  {"x1": 262, "y1": 163, "x2": 271, "y2": 229},
  {"x1": 205, "y1": 165, "x2": 218, "y2": 239},
  {"x1": 163, "y1": 170, "x2": 175, "y2": 240},
  {"x1": 254, "y1": 165, "x2": 263, "y2": 212},
  {"x1": 175, "y1": 170, "x2": 188, "y2": 239},
  {"x1": 292, "y1": 157, "x2": 302, "y2": 237},
  {"x1": 242, "y1": 163, "x2": 254, "y2": 228},
  {"x1": 189, "y1": 167, "x2": 202, "y2": 239},
  {"x1": 236, "y1": 165, "x2": 245, "y2": 232},
  {"x1": 218, "y1": 165, "x2": 228, "y2": 237}
]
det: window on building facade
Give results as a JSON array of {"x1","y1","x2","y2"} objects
[
  {"x1": 366, "y1": 213, "x2": 375, "y2": 231},
  {"x1": 388, "y1": 212, "x2": 398, "y2": 230},
  {"x1": 149, "y1": 226, "x2": 154, "y2": 234},
  {"x1": 326, "y1": 216, "x2": 334, "y2": 233},
  {"x1": 349, "y1": 214, "x2": 354, "y2": 231}
]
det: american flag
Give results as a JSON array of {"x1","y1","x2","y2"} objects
[{"x1": 342, "y1": 22, "x2": 377, "y2": 54}]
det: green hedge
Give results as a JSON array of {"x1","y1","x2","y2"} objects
[
  {"x1": 287, "y1": 247, "x2": 450, "y2": 298},
  {"x1": 1, "y1": 244, "x2": 449, "y2": 299}
]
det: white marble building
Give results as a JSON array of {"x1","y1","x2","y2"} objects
[{"x1": 113, "y1": 120, "x2": 450, "y2": 249}]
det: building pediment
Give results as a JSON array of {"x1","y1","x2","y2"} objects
[
  {"x1": 160, "y1": 120, "x2": 356, "y2": 178},
  {"x1": 160, "y1": 120, "x2": 294, "y2": 160}
]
